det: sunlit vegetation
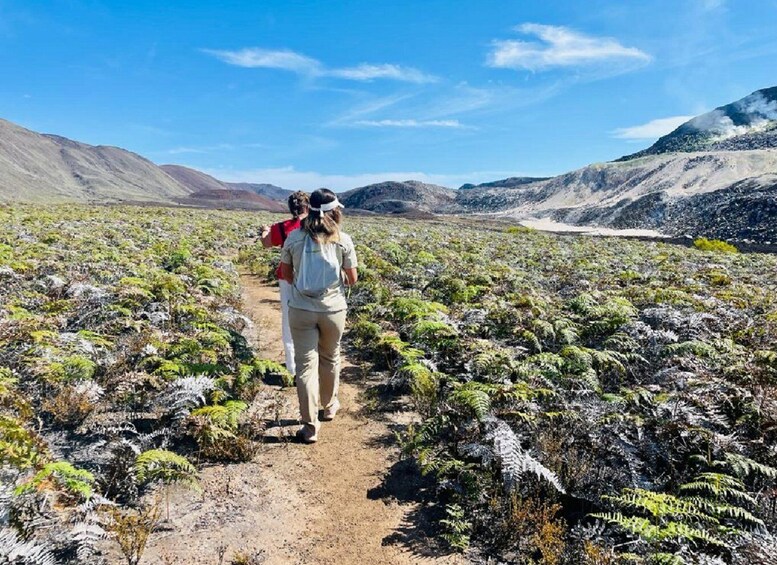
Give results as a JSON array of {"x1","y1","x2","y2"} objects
[
  {"x1": 1, "y1": 205, "x2": 775, "y2": 563},
  {"x1": 0, "y1": 205, "x2": 281, "y2": 563},
  {"x1": 347, "y1": 218, "x2": 777, "y2": 564}
]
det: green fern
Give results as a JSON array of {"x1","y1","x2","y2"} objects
[
  {"x1": 664, "y1": 340, "x2": 717, "y2": 359},
  {"x1": 190, "y1": 400, "x2": 246, "y2": 433},
  {"x1": 15, "y1": 461, "x2": 95, "y2": 501},
  {"x1": 679, "y1": 472, "x2": 756, "y2": 505},
  {"x1": 591, "y1": 511, "x2": 726, "y2": 548},
  {"x1": 651, "y1": 553, "x2": 685, "y2": 565},
  {"x1": 717, "y1": 452, "x2": 777, "y2": 479},
  {"x1": 389, "y1": 297, "x2": 447, "y2": 322},
  {"x1": 450, "y1": 382, "x2": 493, "y2": 421},
  {"x1": 440, "y1": 503, "x2": 471, "y2": 551},
  {"x1": 252, "y1": 358, "x2": 293, "y2": 387},
  {"x1": 134, "y1": 449, "x2": 199, "y2": 490},
  {"x1": 602, "y1": 488, "x2": 713, "y2": 522}
]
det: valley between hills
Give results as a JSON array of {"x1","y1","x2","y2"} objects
[{"x1": 2, "y1": 87, "x2": 777, "y2": 244}]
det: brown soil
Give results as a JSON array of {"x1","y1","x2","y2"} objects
[{"x1": 125, "y1": 275, "x2": 466, "y2": 565}]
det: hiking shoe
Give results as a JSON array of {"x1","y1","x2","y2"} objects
[
  {"x1": 321, "y1": 398, "x2": 341, "y2": 422},
  {"x1": 295, "y1": 425, "x2": 318, "y2": 444}
]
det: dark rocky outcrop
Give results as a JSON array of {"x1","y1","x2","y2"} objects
[{"x1": 339, "y1": 180, "x2": 458, "y2": 213}]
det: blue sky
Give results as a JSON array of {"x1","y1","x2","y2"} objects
[{"x1": 1, "y1": 0, "x2": 776, "y2": 190}]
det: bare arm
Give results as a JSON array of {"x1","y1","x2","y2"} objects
[
  {"x1": 259, "y1": 225, "x2": 273, "y2": 248},
  {"x1": 280, "y1": 262, "x2": 294, "y2": 284},
  {"x1": 343, "y1": 267, "x2": 358, "y2": 286}
]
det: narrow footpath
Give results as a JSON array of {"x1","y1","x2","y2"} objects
[{"x1": 138, "y1": 275, "x2": 465, "y2": 564}]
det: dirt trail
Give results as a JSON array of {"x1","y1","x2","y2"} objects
[{"x1": 135, "y1": 275, "x2": 464, "y2": 565}]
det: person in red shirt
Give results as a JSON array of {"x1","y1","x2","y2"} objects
[{"x1": 260, "y1": 191, "x2": 310, "y2": 375}]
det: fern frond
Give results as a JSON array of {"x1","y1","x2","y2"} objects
[
  {"x1": 450, "y1": 382, "x2": 493, "y2": 421},
  {"x1": 680, "y1": 473, "x2": 756, "y2": 505},
  {"x1": 0, "y1": 528, "x2": 56, "y2": 565},
  {"x1": 156, "y1": 375, "x2": 216, "y2": 422},
  {"x1": 719, "y1": 452, "x2": 777, "y2": 479},
  {"x1": 687, "y1": 497, "x2": 764, "y2": 527},
  {"x1": 487, "y1": 418, "x2": 564, "y2": 493},
  {"x1": 134, "y1": 449, "x2": 200, "y2": 491},
  {"x1": 603, "y1": 488, "x2": 714, "y2": 522},
  {"x1": 14, "y1": 461, "x2": 95, "y2": 501},
  {"x1": 189, "y1": 400, "x2": 246, "y2": 432}
]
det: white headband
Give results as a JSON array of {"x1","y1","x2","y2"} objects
[{"x1": 309, "y1": 198, "x2": 345, "y2": 215}]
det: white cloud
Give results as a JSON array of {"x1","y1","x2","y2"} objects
[
  {"x1": 166, "y1": 143, "x2": 235, "y2": 155},
  {"x1": 487, "y1": 23, "x2": 651, "y2": 71},
  {"x1": 202, "y1": 166, "x2": 548, "y2": 192},
  {"x1": 167, "y1": 147, "x2": 207, "y2": 155},
  {"x1": 612, "y1": 115, "x2": 695, "y2": 140},
  {"x1": 328, "y1": 63, "x2": 436, "y2": 83},
  {"x1": 203, "y1": 48, "x2": 435, "y2": 83},
  {"x1": 697, "y1": 0, "x2": 726, "y2": 11},
  {"x1": 354, "y1": 119, "x2": 464, "y2": 128},
  {"x1": 202, "y1": 48, "x2": 321, "y2": 73}
]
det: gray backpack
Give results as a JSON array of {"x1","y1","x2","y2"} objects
[{"x1": 295, "y1": 234, "x2": 344, "y2": 298}]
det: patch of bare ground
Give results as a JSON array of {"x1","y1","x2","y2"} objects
[{"x1": 116, "y1": 275, "x2": 466, "y2": 565}]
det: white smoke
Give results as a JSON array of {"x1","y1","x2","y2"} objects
[
  {"x1": 739, "y1": 91, "x2": 777, "y2": 119},
  {"x1": 688, "y1": 91, "x2": 777, "y2": 140}
]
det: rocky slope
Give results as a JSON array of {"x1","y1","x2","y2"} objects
[
  {"x1": 0, "y1": 120, "x2": 285, "y2": 210},
  {"x1": 461, "y1": 150, "x2": 777, "y2": 213},
  {"x1": 459, "y1": 176, "x2": 549, "y2": 190},
  {"x1": 0, "y1": 119, "x2": 191, "y2": 203},
  {"x1": 160, "y1": 164, "x2": 227, "y2": 194},
  {"x1": 478, "y1": 150, "x2": 777, "y2": 242},
  {"x1": 162, "y1": 164, "x2": 290, "y2": 202},
  {"x1": 458, "y1": 87, "x2": 777, "y2": 242},
  {"x1": 531, "y1": 174, "x2": 777, "y2": 243},
  {"x1": 620, "y1": 87, "x2": 777, "y2": 160},
  {"x1": 225, "y1": 181, "x2": 291, "y2": 201},
  {"x1": 339, "y1": 180, "x2": 458, "y2": 213}
]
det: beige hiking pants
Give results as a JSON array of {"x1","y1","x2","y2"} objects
[{"x1": 288, "y1": 306, "x2": 347, "y2": 430}]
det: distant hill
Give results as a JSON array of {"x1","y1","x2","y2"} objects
[
  {"x1": 160, "y1": 164, "x2": 226, "y2": 194},
  {"x1": 463, "y1": 150, "x2": 777, "y2": 241},
  {"x1": 459, "y1": 151, "x2": 777, "y2": 213},
  {"x1": 162, "y1": 164, "x2": 291, "y2": 205},
  {"x1": 459, "y1": 176, "x2": 549, "y2": 190},
  {"x1": 3, "y1": 84, "x2": 777, "y2": 242},
  {"x1": 620, "y1": 87, "x2": 777, "y2": 160},
  {"x1": 0, "y1": 119, "x2": 191, "y2": 203},
  {"x1": 225, "y1": 182, "x2": 291, "y2": 201},
  {"x1": 339, "y1": 180, "x2": 458, "y2": 214},
  {"x1": 160, "y1": 164, "x2": 289, "y2": 210},
  {"x1": 451, "y1": 87, "x2": 777, "y2": 242},
  {"x1": 0, "y1": 119, "x2": 288, "y2": 210},
  {"x1": 173, "y1": 188, "x2": 286, "y2": 212}
]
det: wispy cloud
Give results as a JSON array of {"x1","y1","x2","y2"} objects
[
  {"x1": 202, "y1": 48, "x2": 321, "y2": 73},
  {"x1": 167, "y1": 147, "x2": 208, "y2": 155},
  {"x1": 130, "y1": 123, "x2": 174, "y2": 137},
  {"x1": 487, "y1": 23, "x2": 651, "y2": 71},
  {"x1": 164, "y1": 143, "x2": 247, "y2": 155},
  {"x1": 203, "y1": 47, "x2": 436, "y2": 83},
  {"x1": 327, "y1": 82, "x2": 563, "y2": 131},
  {"x1": 354, "y1": 119, "x2": 465, "y2": 128},
  {"x1": 328, "y1": 64, "x2": 434, "y2": 83},
  {"x1": 612, "y1": 115, "x2": 694, "y2": 140},
  {"x1": 697, "y1": 0, "x2": 726, "y2": 12},
  {"x1": 203, "y1": 166, "x2": 549, "y2": 192}
]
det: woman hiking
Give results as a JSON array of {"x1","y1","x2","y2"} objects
[
  {"x1": 279, "y1": 188, "x2": 358, "y2": 443},
  {"x1": 260, "y1": 190, "x2": 310, "y2": 375}
]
